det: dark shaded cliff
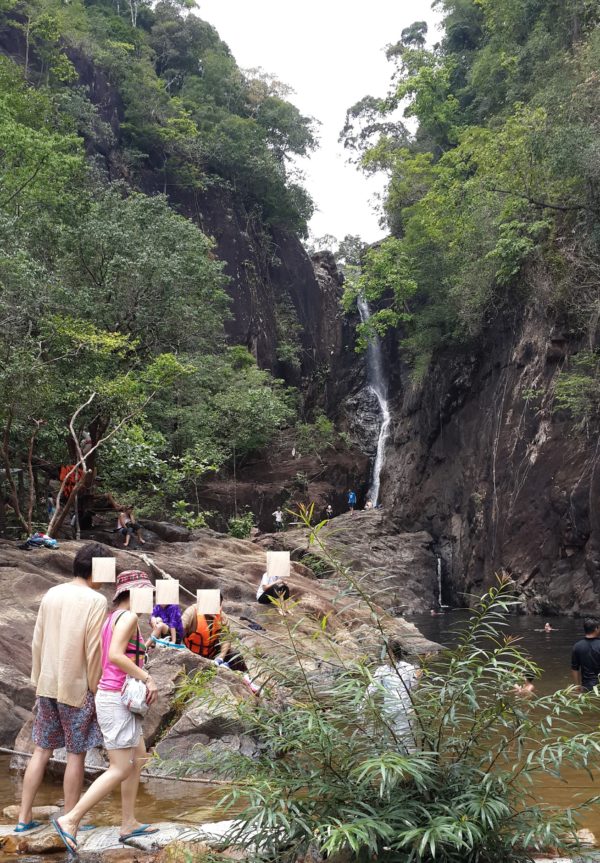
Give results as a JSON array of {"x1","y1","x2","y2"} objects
[{"x1": 379, "y1": 290, "x2": 600, "y2": 616}]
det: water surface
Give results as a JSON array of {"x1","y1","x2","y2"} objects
[{"x1": 412, "y1": 612, "x2": 600, "y2": 837}]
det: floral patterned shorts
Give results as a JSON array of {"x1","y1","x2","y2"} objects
[{"x1": 32, "y1": 690, "x2": 103, "y2": 753}]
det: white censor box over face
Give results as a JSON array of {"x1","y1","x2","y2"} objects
[
  {"x1": 266, "y1": 550, "x2": 290, "y2": 582},
  {"x1": 130, "y1": 587, "x2": 154, "y2": 615},
  {"x1": 91, "y1": 557, "x2": 116, "y2": 584},
  {"x1": 155, "y1": 579, "x2": 180, "y2": 605},
  {"x1": 196, "y1": 589, "x2": 221, "y2": 615}
]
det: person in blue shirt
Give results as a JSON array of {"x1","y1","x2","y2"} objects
[{"x1": 347, "y1": 490, "x2": 357, "y2": 513}]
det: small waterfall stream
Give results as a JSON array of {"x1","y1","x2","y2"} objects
[{"x1": 357, "y1": 296, "x2": 391, "y2": 506}]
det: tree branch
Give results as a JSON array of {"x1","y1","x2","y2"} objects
[
  {"x1": 1, "y1": 409, "x2": 29, "y2": 534},
  {"x1": 0, "y1": 157, "x2": 48, "y2": 209},
  {"x1": 485, "y1": 186, "x2": 597, "y2": 215},
  {"x1": 48, "y1": 391, "x2": 156, "y2": 537}
]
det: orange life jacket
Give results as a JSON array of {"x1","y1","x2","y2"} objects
[{"x1": 184, "y1": 613, "x2": 221, "y2": 657}]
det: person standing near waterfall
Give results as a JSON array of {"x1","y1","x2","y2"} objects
[{"x1": 347, "y1": 490, "x2": 357, "y2": 513}]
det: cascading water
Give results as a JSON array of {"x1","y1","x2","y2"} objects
[
  {"x1": 437, "y1": 556, "x2": 443, "y2": 607},
  {"x1": 357, "y1": 296, "x2": 391, "y2": 506}
]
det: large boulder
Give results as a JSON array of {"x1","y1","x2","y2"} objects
[
  {"x1": 143, "y1": 647, "x2": 206, "y2": 746},
  {"x1": 138, "y1": 521, "x2": 191, "y2": 544},
  {"x1": 149, "y1": 661, "x2": 258, "y2": 775},
  {"x1": 268, "y1": 509, "x2": 439, "y2": 617}
]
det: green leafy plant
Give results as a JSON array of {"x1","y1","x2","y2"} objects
[
  {"x1": 554, "y1": 351, "x2": 600, "y2": 432},
  {"x1": 171, "y1": 499, "x2": 211, "y2": 530},
  {"x1": 300, "y1": 551, "x2": 334, "y2": 579},
  {"x1": 227, "y1": 511, "x2": 254, "y2": 539},
  {"x1": 294, "y1": 413, "x2": 337, "y2": 456}
]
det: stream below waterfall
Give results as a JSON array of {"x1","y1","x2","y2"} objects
[{"x1": 357, "y1": 296, "x2": 391, "y2": 507}]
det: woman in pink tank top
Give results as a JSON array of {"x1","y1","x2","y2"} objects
[{"x1": 53, "y1": 572, "x2": 158, "y2": 852}]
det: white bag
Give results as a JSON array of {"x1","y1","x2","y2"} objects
[{"x1": 120, "y1": 675, "x2": 149, "y2": 717}]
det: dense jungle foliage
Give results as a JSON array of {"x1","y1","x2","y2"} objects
[
  {"x1": 0, "y1": 0, "x2": 316, "y2": 526},
  {"x1": 342, "y1": 0, "x2": 600, "y2": 384}
]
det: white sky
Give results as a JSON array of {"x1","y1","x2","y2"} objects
[{"x1": 197, "y1": 0, "x2": 441, "y2": 243}]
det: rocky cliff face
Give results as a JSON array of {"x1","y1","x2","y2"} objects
[{"x1": 380, "y1": 297, "x2": 600, "y2": 616}]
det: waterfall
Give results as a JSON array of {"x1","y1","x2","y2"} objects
[
  {"x1": 437, "y1": 556, "x2": 443, "y2": 607},
  {"x1": 357, "y1": 296, "x2": 391, "y2": 506}
]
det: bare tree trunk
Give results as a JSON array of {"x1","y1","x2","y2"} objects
[
  {"x1": 47, "y1": 391, "x2": 155, "y2": 537},
  {"x1": 233, "y1": 442, "x2": 238, "y2": 517},
  {"x1": 24, "y1": 15, "x2": 30, "y2": 80},
  {"x1": 1, "y1": 410, "x2": 29, "y2": 534},
  {"x1": 26, "y1": 421, "x2": 42, "y2": 533}
]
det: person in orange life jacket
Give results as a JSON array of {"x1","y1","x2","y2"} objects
[{"x1": 182, "y1": 593, "x2": 247, "y2": 672}]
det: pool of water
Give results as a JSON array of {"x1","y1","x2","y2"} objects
[
  {"x1": 410, "y1": 611, "x2": 583, "y2": 695},
  {"x1": 411, "y1": 611, "x2": 600, "y2": 838},
  {"x1": 0, "y1": 755, "x2": 229, "y2": 861}
]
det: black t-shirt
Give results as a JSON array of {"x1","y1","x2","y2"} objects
[{"x1": 571, "y1": 637, "x2": 600, "y2": 690}]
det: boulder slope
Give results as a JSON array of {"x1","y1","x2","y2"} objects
[{"x1": 0, "y1": 527, "x2": 436, "y2": 750}]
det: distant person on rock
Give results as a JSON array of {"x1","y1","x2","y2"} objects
[
  {"x1": 46, "y1": 493, "x2": 56, "y2": 520},
  {"x1": 366, "y1": 640, "x2": 419, "y2": 752},
  {"x1": 52, "y1": 570, "x2": 159, "y2": 852},
  {"x1": 150, "y1": 602, "x2": 183, "y2": 644},
  {"x1": 117, "y1": 506, "x2": 145, "y2": 548},
  {"x1": 347, "y1": 490, "x2": 357, "y2": 513},
  {"x1": 364, "y1": 499, "x2": 374, "y2": 510},
  {"x1": 272, "y1": 508, "x2": 284, "y2": 532},
  {"x1": 571, "y1": 618, "x2": 600, "y2": 692},
  {"x1": 15, "y1": 543, "x2": 113, "y2": 835},
  {"x1": 325, "y1": 504, "x2": 333, "y2": 520}
]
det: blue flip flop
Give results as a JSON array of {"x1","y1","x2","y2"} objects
[
  {"x1": 51, "y1": 818, "x2": 78, "y2": 855},
  {"x1": 14, "y1": 820, "x2": 42, "y2": 833},
  {"x1": 79, "y1": 825, "x2": 96, "y2": 831},
  {"x1": 119, "y1": 824, "x2": 159, "y2": 842}
]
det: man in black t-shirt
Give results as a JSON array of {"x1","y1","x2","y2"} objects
[{"x1": 571, "y1": 618, "x2": 600, "y2": 691}]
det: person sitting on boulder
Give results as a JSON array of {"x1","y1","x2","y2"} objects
[
  {"x1": 150, "y1": 602, "x2": 184, "y2": 644},
  {"x1": 256, "y1": 569, "x2": 290, "y2": 612},
  {"x1": 182, "y1": 593, "x2": 246, "y2": 672},
  {"x1": 117, "y1": 506, "x2": 145, "y2": 548}
]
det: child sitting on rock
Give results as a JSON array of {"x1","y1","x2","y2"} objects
[{"x1": 150, "y1": 603, "x2": 184, "y2": 644}]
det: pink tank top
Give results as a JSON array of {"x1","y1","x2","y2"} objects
[{"x1": 98, "y1": 610, "x2": 146, "y2": 692}]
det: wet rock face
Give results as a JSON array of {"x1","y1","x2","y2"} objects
[
  {"x1": 345, "y1": 386, "x2": 383, "y2": 458},
  {"x1": 381, "y1": 303, "x2": 600, "y2": 615}
]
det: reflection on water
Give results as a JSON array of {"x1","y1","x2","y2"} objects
[{"x1": 411, "y1": 611, "x2": 600, "y2": 838}]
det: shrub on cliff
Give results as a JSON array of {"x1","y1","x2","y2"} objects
[{"x1": 174, "y1": 522, "x2": 600, "y2": 862}]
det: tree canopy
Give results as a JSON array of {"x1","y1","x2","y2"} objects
[
  {"x1": 342, "y1": 0, "x2": 600, "y2": 378},
  {"x1": 0, "y1": 0, "x2": 308, "y2": 529}
]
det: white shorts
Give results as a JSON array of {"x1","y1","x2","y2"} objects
[{"x1": 95, "y1": 689, "x2": 143, "y2": 750}]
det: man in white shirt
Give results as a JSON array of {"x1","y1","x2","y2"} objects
[
  {"x1": 366, "y1": 640, "x2": 419, "y2": 752},
  {"x1": 272, "y1": 509, "x2": 284, "y2": 532},
  {"x1": 15, "y1": 543, "x2": 114, "y2": 833}
]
